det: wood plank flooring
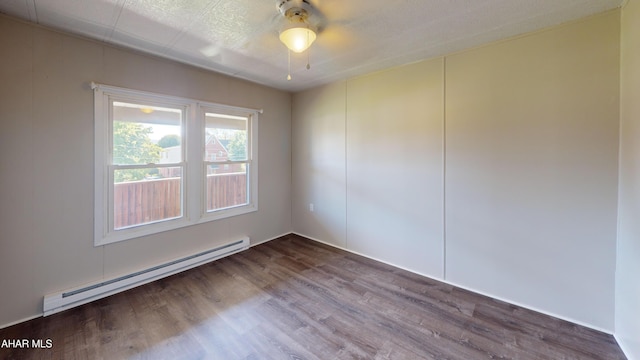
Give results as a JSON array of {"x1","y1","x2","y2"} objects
[{"x1": 0, "y1": 234, "x2": 626, "y2": 359}]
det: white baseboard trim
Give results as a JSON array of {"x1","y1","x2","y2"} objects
[
  {"x1": 441, "y1": 278, "x2": 614, "y2": 335},
  {"x1": 292, "y1": 231, "x2": 443, "y2": 279},
  {"x1": 0, "y1": 314, "x2": 42, "y2": 331},
  {"x1": 615, "y1": 334, "x2": 637, "y2": 360},
  {"x1": 250, "y1": 232, "x2": 293, "y2": 247},
  {"x1": 292, "y1": 231, "x2": 614, "y2": 335}
]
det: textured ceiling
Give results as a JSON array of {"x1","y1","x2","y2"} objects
[{"x1": 0, "y1": 0, "x2": 623, "y2": 92}]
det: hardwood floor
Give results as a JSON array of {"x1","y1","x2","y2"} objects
[{"x1": 0, "y1": 234, "x2": 626, "y2": 359}]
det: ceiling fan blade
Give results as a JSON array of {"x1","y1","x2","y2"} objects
[{"x1": 316, "y1": 25, "x2": 357, "y2": 52}]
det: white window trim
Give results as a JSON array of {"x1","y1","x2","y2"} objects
[
  {"x1": 93, "y1": 83, "x2": 259, "y2": 246},
  {"x1": 197, "y1": 102, "x2": 259, "y2": 222}
]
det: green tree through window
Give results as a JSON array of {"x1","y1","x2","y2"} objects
[
  {"x1": 113, "y1": 121, "x2": 162, "y2": 182},
  {"x1": 158, "y1": 134, "x2": 181, "y2": 148},
  {"x1": 227, "y1": 131, "x2": 247, "y2": 161}
]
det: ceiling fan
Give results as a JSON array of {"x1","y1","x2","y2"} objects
[{"x1": 275, "y1": 0, "x2": 326, "y2": 79}]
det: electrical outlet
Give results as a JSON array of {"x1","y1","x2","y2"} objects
[{"x1": 309, "y1": 203, "x2": 314, "y2": 212}]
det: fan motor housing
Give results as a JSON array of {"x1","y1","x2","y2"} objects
[{"x1": 277, "y1": 0, "x2": 313, "y2": 18}]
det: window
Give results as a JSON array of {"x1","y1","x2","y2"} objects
[
  {"x1": 94, "y1": 83, "x2": 259, "y2": 245},
  {"x1": 202, "y1": 110, "x2": 252, "y2": 214}
]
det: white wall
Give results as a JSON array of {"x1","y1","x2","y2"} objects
[
  {"x1": 345, "y1": 59, "x2": 445, "y2": 277},
  {"x1": 0, "y1": 15, "x2": 292, "y2": 328},
  {"x1": 292, "y1": 59, "x2": 445, "y2": 278},
  {"x1": 292, "y1": 10, "x2": 620, "y2": 331},
  {"x1": 292, "y1": 82, "x2": 347, "y2": 248},
  {"x1": 616, "y1": 0, "x2": 640, "y2": 358},
  {"x1": 445, "y1": 11, "x2": 620, "y2": 331}
]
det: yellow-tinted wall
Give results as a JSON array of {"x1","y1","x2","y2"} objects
[
  {"x1": 292, "y1": 81, "x2": 347, "y2": 248},
  {"x1": 616, "y1": 0, "x2": 640, "y2": 357},
  {"x1": 345, "y1": 59, "x2": 445, "y2": 277},
  {"x1": 445, "y1": 10, "x2": 619, "y2": 331}
]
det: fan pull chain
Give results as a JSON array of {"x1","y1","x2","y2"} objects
[
  {"x1": 306, "y1": 27, "x2": 311, "y2": 70},
  {"x1": 287, "y1": 49, "x2": 292, "y2": 81}
]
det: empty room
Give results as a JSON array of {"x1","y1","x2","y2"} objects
[{"x1": 1, "y1": 0, "x2": 639, "y2": 359}]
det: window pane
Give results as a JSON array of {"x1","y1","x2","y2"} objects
[
  {"x1": 114, "y1": 167, "x2": 182, "y2": 229},
  {"x1": 112, "y1": 101, "x2": 182, "y2": 166},
  {"x1": 204, "y1": 113, "x2": 248, "y2": 162},
  {"x1": 206, "y1": 165, "x2": 248, "y2": 212}
]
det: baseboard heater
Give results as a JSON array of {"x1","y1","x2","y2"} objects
[{"x1": 43, "y1": 237, "x2": 250, "y2": 316}]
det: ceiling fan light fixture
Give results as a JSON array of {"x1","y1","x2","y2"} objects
[
  {"x1": 279, "y1": 24, "x2": 316, "y2": 53},
  {"x1": 277, "y1": 0, "x2": 318, "y2": 80},
  {"x1": 277, "y1": 0, "x2": 317, "y2": 53}
]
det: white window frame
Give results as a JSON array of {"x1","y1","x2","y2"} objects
[
  {"x1": 94, "y1": 83, "x2": 259, "y2": 246},
  {"x1": 198, "y1": 103, "x2": 259, "y2": 222}
]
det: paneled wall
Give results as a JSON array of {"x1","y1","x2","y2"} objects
[
  {"x1": 292, "y1": 10, "x2": 620, "y2": 331},
  {"x1": 345, "y1": 60, "x2": 444, "y2": 277},
  {"x1": 292, "y1": 82, "x2": 347, "y2": 248},
  {"x1": 0, "y1": 15, "x2": 292, "y2": 328},
  {"x1": 616, "y1": 1, "x2": 640, "y2": 358},
  {"x1": 444, "y1": 11, "x2": 619, "y2": 331}
]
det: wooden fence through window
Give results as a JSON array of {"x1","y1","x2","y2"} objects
[{"x1": 114, "y1": 173, "x2": 247, "y2": 229}]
